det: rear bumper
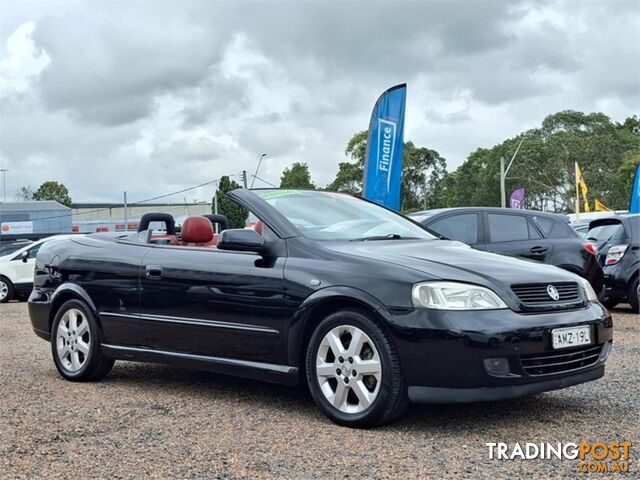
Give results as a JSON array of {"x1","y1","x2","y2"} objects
[
  {"x1": 28, "y1": 288, "x2": 53, "y2": 341},
  {"x1": 408, "y1": 365, "x2": 604, "y2": 404},
  {"x1": 602, "y1": 263, "x2": 634, "y2": 299}
]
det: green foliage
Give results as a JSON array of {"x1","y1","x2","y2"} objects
[
  {"x1": 327, "y1": 131, "x2": 367, "y2": 194},
  {"x1": 400, "y1": 142, "x2": 447, "y2": 210},
  {"x1": 435, "y1": 111, "x2": 640, "y2": 211},
  {"x1": 32, "y1": 181, "x2": 72, "y2": 207},
  {"x1": 327, "y1": 131, "x2": 448, "y2": 210},
  {"x1": 213, "y1": 176, "x2": 248, "y2": 229},
  {"x1": 280, "y1": 162, "x2": 315, "y2": 189},
  {"x1": 609, "y1": 151, "x2": 640, "y2": 209}
]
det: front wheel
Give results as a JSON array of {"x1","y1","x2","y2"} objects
[
  {"x1": 305, "y1": 309, "x2": 408, "y2": 427},
  {"x1": 0, "y1": 277, "x2": 14, "y2": 303},
  {"x1": 51, "y1": 299, "x2": 114, "y2": 381}
]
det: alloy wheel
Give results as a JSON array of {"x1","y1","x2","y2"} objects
[
  {"x1": 316, "y1": 325, "x2": 382, "y2": 414},
  {"x1": 0, "y1": 280, "x2": 8, "y2": 301},
  {"x1": 55, "y1": 308, "x2": 91, "y2": 373}
]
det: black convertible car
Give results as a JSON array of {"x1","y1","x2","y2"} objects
[{"x1": 29, "y1": 189, "x2": 613, "y2": 427}]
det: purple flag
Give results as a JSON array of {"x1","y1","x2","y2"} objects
[{"x1": 509, "y1": 188, "x2": 525, "y2": 209}]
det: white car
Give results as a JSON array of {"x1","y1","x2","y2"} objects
[{"x1": 0, "y1": 235, "x2": 80, "y2": 303}]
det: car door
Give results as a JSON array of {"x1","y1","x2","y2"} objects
[
  {"x1": 484, "y1": 212, "x2": 551, "y2": 263},
  {"x1": 425, "y1": 213, "x2": 483, "y2": 248},
  {"x1": 137, "y1": 245, "x2": 287, "y2": 364},
  {"x1": 11, "y1": 242, "x2": 43, "y2": 284}
]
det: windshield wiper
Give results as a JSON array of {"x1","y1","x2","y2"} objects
[{"x1": 350, "y1": 234, "x2": 419, "y2": 241}]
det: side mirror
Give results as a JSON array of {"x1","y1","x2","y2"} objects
[
  {"x1": 20, "y1": 250, "x2": 29, "y2": 263},
  {"x1": 217, "y1": 229, "x2": 266, "y2": 253}
]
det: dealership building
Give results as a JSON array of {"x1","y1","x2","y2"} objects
[
  {"x1": 0, "y1": 201, "x2": 72, "y2": 242},
  {"x1": 1, "y1": 201, "x2": 212, "y2": 244}
]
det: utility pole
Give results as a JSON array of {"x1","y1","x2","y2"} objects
[
  {"x1": 241, "y1": 170, "x2": 248, "y2": 189},
  {"x1": 123, "y1": 191, "x2": 128, "y2": 231},
  {"x1": 500, "y1": 137, "x2": 526, "y2": 208},
  {"x1": 574, "y1": 162, "x2": 580, "y2": 222},
  {"x1": 213, "y1": 193, "x2": 218, "y2": 215},
  {"x1": 0, "y1": 169, "x2": 8, "y2": 203},
  {"x1": 500, "y1": 157, "x2": 506, "y2": 208},
  {"x1": 250, "y1": 154, "x2": 267, "y2": 188}
]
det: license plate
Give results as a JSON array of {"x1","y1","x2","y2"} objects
[{"x1": 551, "y1": 326, "x2": 591, "y2": 349}]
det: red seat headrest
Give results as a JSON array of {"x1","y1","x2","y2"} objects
[{"x1": 182, "y1": 216, "x2": 214, "y2": 244}]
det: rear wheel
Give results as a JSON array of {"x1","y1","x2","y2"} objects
[
  {"x1": 0, "y1": 277, "x2": 14, "y2": 303},
  {"x1": 306, "y1": 309, "x2": 408, "y2": 427},
  {"x1": 602, "y1": 298, "x2": 620, "y2": 310},
  {"x1": 51, "y1": 299, "x2": 114, "y2": 381}
]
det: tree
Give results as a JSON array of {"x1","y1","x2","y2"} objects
[
  {"x1": 15, "y1": 186, "x2": 33, "y2": 201},
  {"x1": 213, "y1": 176, "x2": 248, "y2": 229},
  {"x1": 400, "y1": 142, "x2": 447, "y2": 211},
  {"x1": 280, "y1": 162, "x2": 315, "y2": 189},
  {"x1": 433, "y1": 111, "x2": 640, "y2": 211},
  {"x1": 32, "y1": 181, "x2": 72, "y2": 207},
  {"x1": 327, "y1": 130, "x2": 448, "y2": 211},
  {"x1": 327, "y1": 131, "x2": 367, "y2": 194}
]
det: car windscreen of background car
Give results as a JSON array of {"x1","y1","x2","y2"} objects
[
  {"x1": 587, "y1": 224, "x2": 624, "y2": 248},
  {"x1": 258, "y1": 190, "x2": 436, "y2": 241}
]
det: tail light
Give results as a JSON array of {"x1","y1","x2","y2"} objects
[
  {"x1": 605, "y1": 245, "x2": 628, "y2": 265},
  {"x1": 582, "y1": 242, "x2": 598, "y2": 255}
]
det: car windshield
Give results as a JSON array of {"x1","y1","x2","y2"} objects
[
  {"x1": 0, "y1": 242, "x2": 32, "y2": 256},
  {"x1": 256, "y1": 189, "x2": 436, "y2": 241},
  {"x1": 586, "y1": 224, "x2": 624, "y2": 247}
]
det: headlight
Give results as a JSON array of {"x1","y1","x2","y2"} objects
[
  {"x1": 578, "y1": 277, "x2": 599, "y2": 302},
  {"x1": 412, "y1": 281, "x2": 508, "y2": 310}
]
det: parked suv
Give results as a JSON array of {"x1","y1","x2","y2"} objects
[
  {"x1": 409, "y1": 207, "x2": 604, "y2": 294},
  {"x1": 587, "y1": 215, "x2": 639, "y2": 312}
]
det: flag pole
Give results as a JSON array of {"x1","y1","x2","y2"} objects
[{"x1": 574, "y1": 162, "x2": 580, "y2": 222}]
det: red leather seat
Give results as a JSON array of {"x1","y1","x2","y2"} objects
[{"x1": 181, "y1": 216, "x2": 214, "y2": 246}]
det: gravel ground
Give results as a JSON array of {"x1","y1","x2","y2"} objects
[{"x1": 0, "y1": 301, "x2": 638, "y2": 479}]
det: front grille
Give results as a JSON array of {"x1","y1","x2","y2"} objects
[
  {"x1": 520, "y1": 344, "x2": 602, "y2": 376},
  {"x1": 512, "y1": 282, "x2": 581, "y2": 305}
]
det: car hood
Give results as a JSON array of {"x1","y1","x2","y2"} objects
[{"x1": 323, "y1": 239, "x2": 582, "y2": 307}]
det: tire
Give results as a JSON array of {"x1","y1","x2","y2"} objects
[
  {"x1": 629, "y1": 277, "x2": 639, "y2": 313},
  {"x1": 305, "y1": 309, "x2": 408, "y2": 427},
  {"x1": 0, "y1": 276, "x2": 14, "y2": 303},
  {"x1": 601, "y1": 298, "x2": 620, "y2": 310},
  {"x1": 51, "y1": 299, "x2": 114, "y2": 381}
]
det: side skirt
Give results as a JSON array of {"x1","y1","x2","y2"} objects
[{"x1": 101, "y1": 343, "x2": 300, "y2": 386}]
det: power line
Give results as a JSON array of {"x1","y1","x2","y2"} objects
[
  {"x1": 4, "y1": 175, "x2": 237, "y2": 223},
  {"x1": 249, "y1": 173, "x2": 278, "y2": 188}
]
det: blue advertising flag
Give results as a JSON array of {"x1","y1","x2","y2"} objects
[
  {"x1": 363, "y1": 84, "x2": 406, "y2": 211},
  {"x1": 630, "y1": 164, "x2": 640, "y2": 214}
]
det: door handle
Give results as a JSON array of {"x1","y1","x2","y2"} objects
[
  {"x1": 145, "y1": 265, "x2": 163, "y2": 279},
  {"x1": 530, "y1": 246, "x2": 548, "y2": 255}
]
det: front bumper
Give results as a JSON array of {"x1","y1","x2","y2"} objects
[
  {"x1": 408, "y1": 366, "x2": 604, "y2": 403},
  {"x1": 385, "y1": 302, "x2": 612, "y2": 402}
]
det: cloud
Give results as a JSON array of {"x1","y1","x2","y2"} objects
[
  {"x1": 0, "y1": 0, "x2": 638, "y2": 203},
  {"x1": 0, "y1": 21, "x2": 49, "y2": 96}
]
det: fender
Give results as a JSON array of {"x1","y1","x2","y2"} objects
[
  {"x1": 50, "y1": 283, "x2": 99, "y2": 321},
  {"x1": 286, "y1": 285, "x2": 392, "y2": 367}
]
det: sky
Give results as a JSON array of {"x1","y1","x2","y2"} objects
[{"x1": 0, "y1": 0, "x2": 638, "y2": 203}]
